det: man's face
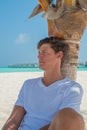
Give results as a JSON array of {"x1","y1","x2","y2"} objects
[{"x1": 38, "y1": 44, "x2": 60, "y2": 70}]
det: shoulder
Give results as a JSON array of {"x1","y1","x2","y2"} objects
[
  {"x1": 63, "y1": 78, "x2": 82, "y2": 88},
  {"x1": 22, "y1": 77, "x2": 42, "y2": 89},
  {"x1": 24, "y1": 77, "x2": 41, "y2": 84},
  {"x1": 67, "y1": 78, "x2": 83, "y2": 91},
  {"x1": 59, "y1": 78, "x2": 83, "y2": 96},
  {"x1": 18, "y1": 77, "x2": 42, "y2": 95},
  {"x1": 63, "y1": 78, "x2": 83, "y2": 96}
]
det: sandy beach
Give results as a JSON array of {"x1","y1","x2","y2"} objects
[{"x1": 0, "y1": 71, "x2": 87, "y2": 129}]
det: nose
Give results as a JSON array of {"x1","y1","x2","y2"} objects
[
  {"x1": 38, "y1": 53, "x2": 43, "y2": 59},
  {"x1": 38, "y1": 52, "x2": 44, "y2": 59}
]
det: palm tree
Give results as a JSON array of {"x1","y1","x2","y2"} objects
[{"x1": 29, "y1": 0, "x2": 87, "y2": 80}]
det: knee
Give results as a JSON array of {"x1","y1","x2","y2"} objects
[{"x1": 49, "y1": 108, "x2": 85, "y2": 130}]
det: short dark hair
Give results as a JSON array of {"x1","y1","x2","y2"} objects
[{"x1": 37, "y1": 37, "x2": 69, "y2": 56}]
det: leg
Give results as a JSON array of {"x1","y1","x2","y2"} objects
[
  {"x1": 48, "y1": 108, "x2": 85, "y2": 130},
  {"x1": 40, "y1": 124, "x2": 50, "y2": 130}
]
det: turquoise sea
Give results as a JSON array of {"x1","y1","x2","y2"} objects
[
  {"x1": 0, "y1": 67, "x2": 43, "y2": 73},
  {"x1": 0, "y1": 67, "x2": 87, "y2": 73}
]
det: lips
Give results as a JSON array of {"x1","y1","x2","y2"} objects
[
  {"x1": 39, "y1": 61, "x2": 45, "y2": 65},
  {"x1": 39, "y1": 62, "x2": 44, "y2": 64}
]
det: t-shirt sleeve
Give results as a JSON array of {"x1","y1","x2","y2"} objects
[
  {"x1": 15, "y1": 82, "x2": 25, "y2": 107},
  {"x1": 59, "y1": 83, "x2": 83, "y2": 112}
]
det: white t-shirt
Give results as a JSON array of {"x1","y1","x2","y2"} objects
[{"x1": 15, "y1": 77, "x2": 83, "y2": 130}]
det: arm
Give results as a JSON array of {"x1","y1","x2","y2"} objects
[
  {"x1": 2, "y1": 105, "x2": 26, "y2": 130},
  {"x1": 59, "y1": 83, "x2": 83, "y2": 112}
]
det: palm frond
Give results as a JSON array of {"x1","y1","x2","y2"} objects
[{"x1": 29, "y1": 4, "x2": 43, "y2": 19}]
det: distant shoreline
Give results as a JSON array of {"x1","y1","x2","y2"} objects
[{"x1": 0, "y1": 66, "x2": 87, "y2": 73}]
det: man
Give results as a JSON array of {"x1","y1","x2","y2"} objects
[{"x1": 2, "y1": 37, "x2": 84, "y2": 130}]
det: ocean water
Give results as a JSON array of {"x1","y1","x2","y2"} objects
[
  {"x1": 77, "y1": 66, "x2": 87, "y2": 71},
  {"x1": 0, "y1": 67, "x2": 43, "y2": 73},
  {"x1": 0, "y1": 67, "x2": 87, "y2": 73}
]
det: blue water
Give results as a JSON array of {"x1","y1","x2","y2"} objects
[
  {"x1": 0, "y1": 67, "x2": 43, "y2": 73},
  {"x1": 77, "y1": 66, "x2": 87, "y2": 71},
  {"x1": 0, "y1": 67, "x2": 87, "y2": 73}
]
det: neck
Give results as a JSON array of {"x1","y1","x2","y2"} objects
[{"x1": 42, "y1": 69, "x2": 64, "y2": 86}]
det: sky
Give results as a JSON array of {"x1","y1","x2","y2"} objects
[{"x1": 0, "y1": 0, "x2": 87, "y2": 67}]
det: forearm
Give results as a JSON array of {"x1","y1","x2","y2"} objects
[
  {"x1": 2, "y1": 106, "x2": 25, "y2": 130},
  {"x1": 2, "y1": 119, "x2": 20, "y2": 130}
]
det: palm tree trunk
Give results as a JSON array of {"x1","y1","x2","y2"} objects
[
  {"x1": 47, "y1": 9, "x2": 87, "y2": 81},
  {"x1": 30, "y1": 0, "x2": 87, "y2": 80},
  {"x1": 61, "y1": 40, "x2": 80, "y2": 80}
]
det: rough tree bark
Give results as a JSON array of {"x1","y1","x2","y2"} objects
[
  {"x1": 29, "y1": 0, "x2": 87, "y2": 80},
  {"x1": 47, "y1": 9, "x2": 87, "y2": 80},
  {"x1": 38, "y1": 0, "x2": 87, "y2": 80}
]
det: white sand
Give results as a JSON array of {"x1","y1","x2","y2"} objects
[{"x1": 0, "y1": 71, "x2": 87, "y2": 129}]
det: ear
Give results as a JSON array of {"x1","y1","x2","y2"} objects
[{"x1": 56, "y1": 51, "x2": 63, "y2": 59}]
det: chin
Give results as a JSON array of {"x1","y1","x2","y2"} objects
[{"x1": 39, "y1": 65, "x2": 45, "y2": 70}]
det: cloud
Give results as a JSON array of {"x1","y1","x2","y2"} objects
[{"x1": 16, "y1": 33, "x2": 29, "y2": 44}]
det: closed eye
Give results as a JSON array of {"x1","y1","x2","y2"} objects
[{"x1": 38, "y1": 51, "x2": 49, "y2": 56}]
